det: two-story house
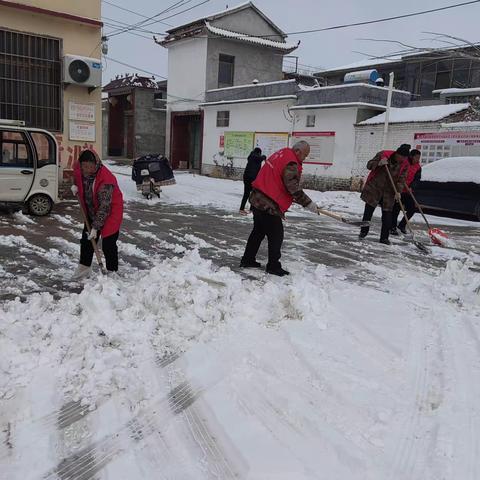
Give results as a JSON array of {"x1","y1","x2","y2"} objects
[{"x1": 157, "y1": 1, "x2": 298, "y2": 170}]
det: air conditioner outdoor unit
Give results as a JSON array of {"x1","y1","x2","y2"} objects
[{"x1": 63, "y1": 55, "x2": 102, "y2": 88}]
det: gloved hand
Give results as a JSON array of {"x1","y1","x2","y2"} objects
[
  {"x1": 378, "y1": 158, "x2": 388, "y2": 167},
  {"x1": 87, "y1": 228, "x2": 98, "y2": 240},
  {"x1": 395, "y1": 192, "x2": 401, "y2": 202},
  {"x1": 71, "y1": 184, "x2": 78, "y2": 196},
  {"x1": 306, "y1": 201, "x2": 319, "y2": 213}
]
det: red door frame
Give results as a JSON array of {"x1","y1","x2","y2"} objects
[{"x1": 170, "y1": 110, "x2": 203, "y2": 170}]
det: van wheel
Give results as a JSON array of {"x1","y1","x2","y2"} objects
[{"x1": 27, "y1": 194, "x2": 53, "y2": 216}]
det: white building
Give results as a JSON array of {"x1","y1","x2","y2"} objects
[
  {"x1": 201, "y1": 81, "x2": 411, "y2": 189},
  {"x1": 157, "y1": 2, "x2": 298, "y2": 170},
  {"x1": 354, "y1": 103, "x2": 479, "y2": 176}
]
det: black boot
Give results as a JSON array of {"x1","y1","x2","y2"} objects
[
  {"x1": 266, "y1": 267, "x2": 290, "y2": 277},
  {"x1": 359, "y1": 227, "x2": 369, "y2": 239},
  {"x1": 240, "y1": 260, "x2": 262, "y2": 268},
  {"x1": 379, "y1": 238, "x2": 391, "y2": 245}
]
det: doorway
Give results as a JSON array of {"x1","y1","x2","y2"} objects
[{"x1": 170, "y1": 111, "x2": 203, "y2": 170}]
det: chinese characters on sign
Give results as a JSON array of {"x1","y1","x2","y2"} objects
[
  {"x1": 69, "y1": 102, "x2": 96, "y2": 122},
  {"x1": 290, "y1": 131, "x2": 335, "y2": 165},
  {"x1": 414, "y1": 131, "x2": 480, "y2": 163}
]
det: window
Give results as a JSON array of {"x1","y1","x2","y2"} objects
[
  {"x1": 435, "y1": 71, "x2": 451, "y2": 90},
  {"x1": 0, "y1": 130, "x2": 33, "y2": 168},
  {"x1": 216, "y1": 111, "x2": 230, "y2": 127},
  {"x1": 0, "y1": 28, "x2": 62, "y2": 131},
  {"x1": 31, "y1": 132, "x2": 55, "y2": 168},
  {"x1": 306, "y1": 115, "x2": 315, "y2": 127},
  {"x1": 218, "y1": 54, "x2": 235, "y2": 88}
]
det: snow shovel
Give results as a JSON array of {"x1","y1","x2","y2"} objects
[
  {"x1": 76, "y1": 195, "x2": 107, "y2": 275},
  {"x1": 317, "y1": 207, "x2": 370, "y2": 227},
  {"x1": 405, "y1": 185, "x2": 449, "y2": 247},
  {"x1": 384, "y1": 166, "x2": 429, "y2": 254}
]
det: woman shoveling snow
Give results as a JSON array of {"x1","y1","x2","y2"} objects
[{"x1": 71, "y1": 150, "x2": 124, "y2": 279}]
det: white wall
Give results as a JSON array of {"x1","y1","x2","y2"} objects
[
  {"x1": 202, "y1": 99, "x2": 295, "y2": 169},
  {"x1": 166, "y1": 37, "x2": 208, "y2": 112},
  {"x1": 292, "y1": 107, "x2": 358, "y2": 178},
  {"x1": 165, "y1": 36, "x2": 208, "y2": 157},
  {"x1": 354, "y1": 122, "x2": 441, "y2": 176}
]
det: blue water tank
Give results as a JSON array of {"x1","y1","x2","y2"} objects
[{"x1": 343, "y1": 69, "x2": 380, "y2": 85}]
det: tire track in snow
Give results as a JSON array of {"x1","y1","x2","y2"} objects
[{"x1": 43, "y1": 381, "x2": 202, "y2": 480}]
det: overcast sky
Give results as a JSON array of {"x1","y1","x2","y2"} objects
[{"x1": 101, "y1": 0, "x2": 480, "y2": 84}]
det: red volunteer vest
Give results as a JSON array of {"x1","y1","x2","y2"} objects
[
  {"x1": 404, "y1": 163, "x2": 421, "y2": 192},
  {"x1": 366, "y1": 150, "x2": 409, "y2": 184},
  {"x1": 74, "y1": 163, "x2": 124, "y2": 237},
  {"x1": 252, "y1": 147, "x2": 302, "y2": 213}
]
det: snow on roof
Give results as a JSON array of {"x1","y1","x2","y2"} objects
[
  {"x1": 205, "y1": 22, "x2": 297, "y2": 51},
  {"x1": 422, "y1": 156, "x2": 480, "y2": 184},
  {"x1": 207, "y1": 79, "x2": 296, "y2": 92},
  {"x1": 441, "y1": 121, "x2": 480, "y2": 129},
  {"x1": 165, "y1": 1, "x2": 286, "y2": 36},
  {"x1": 299, "y1": 82, "x2": 409, "y2": 95},
  {"x1": 200, "y1": 94, "x2": 297, "y2": 106},
  {"x1": 359, "y1": 103, "x2": 470, "y2": 125},
  {"x1": 103, "y1": 74, "x2": 158, "y2": 91},
  {"x1": 318, "y1": 56, "x2": 402, "y2": 74},
  {"x1": 433, "y1": 87, "x2": 480, "y2": 95},
  {"x1": 290, "y1": 102, "x2": 386, "y2": 110}
]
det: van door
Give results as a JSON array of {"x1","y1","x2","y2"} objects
[{"x1": 0, "y1": 130, "x2": 35, "y2": 201}]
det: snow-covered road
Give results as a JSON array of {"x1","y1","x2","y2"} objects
[{"x1": 1, "y1": 170, "x2": 480, "y2": 479}]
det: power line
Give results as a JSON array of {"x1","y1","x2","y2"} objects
[
  {"x1": 101, "y1": 0, "x2": 173, "y2": 26},
  {"x1": 107, "y1": 0, "x2": 194, "y2": 38},
  {"x1": 218, "y1": 0, "x2": 480, "y2": 38}
]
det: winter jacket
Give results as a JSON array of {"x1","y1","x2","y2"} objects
[
  {"x1": 250, "y1": 147, "x2": 312, "y2": 217},
  {"x1": 74, "y1": 154, "x2": 124, "y2": 237},
  {"x1": 361, "y1": 150, "x2": 409, "y2": 211},
  {"x1": 243, "y1": 151, "x2": 264, "y2": 182}
]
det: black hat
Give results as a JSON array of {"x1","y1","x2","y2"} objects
[{"x1": 396, "y1": 144, "x2": 411, "y2": 157}]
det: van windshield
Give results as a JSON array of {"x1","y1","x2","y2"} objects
[{"x1": 31, "y1": 132, "x2": 56, "y2": 168}]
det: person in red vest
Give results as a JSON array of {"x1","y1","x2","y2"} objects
[
  {"x1": 359, "y1": 144, "x2": 410, "y2": 245},
  {"x1": 240, "y1": 141, "x2": 320, "y2": 276},
  {"x1": 391, "y1": 149, "x2": 422, "y2": 235},
  {"x1": 71, "y1": 150, "x2": 124, "y2": 278}
]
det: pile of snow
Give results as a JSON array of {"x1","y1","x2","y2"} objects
[
  {"x1": 359, "y1": 103, "x2": 470, "y2": 125},
  {"x1": 422, "y1": 156, "x2": 480, "y2": 184}
]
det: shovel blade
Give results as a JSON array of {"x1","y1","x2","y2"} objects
[
  {"x1": 341, "y1": 218, "x2": 370, "y2": 227},
  {"x1": 414, "y1": 241, "x2": 430, "y2": 254}
]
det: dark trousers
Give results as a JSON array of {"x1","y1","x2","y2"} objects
[
  {"x1": 80, "y1": 225, "x2": 119, "y2": 271},
  {"x1": 240, "y1": 179, "x2": 253, "y2": 210},
  {"x1": 392, "y1": 193, "x2": 416, "y2": 230},
  {"x1": 241, "y1": 207, "x2": 284, "y2": 270},
  {"x1": 360, "y1": 203, "x2": 392, "y2": 241}
]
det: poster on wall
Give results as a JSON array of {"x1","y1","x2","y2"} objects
[
  {"x1": 69, "y1": 102, "x2": 96, "y2": 122},
  {"x1": 254, "y1": 132, "x2": 289, "y2": 158},
  {"x1": 69, "y1": 122, "x2": 96, "y2": 142},
  {"x1": 224, "y1": 131, "x2": 254, "y2": 158},
  {"x1": 414, "y1": 131, "x2": 480, "y2": 164},
  {"x1": 290, "y1": 131, "x2": 335, "y2": 165}
]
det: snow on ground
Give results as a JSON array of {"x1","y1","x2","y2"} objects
[
  {"x1": 108, "y1": 161, "x2": 479, "y2": 228},
  {"x1": 1, "y1": 167, "x2": 480, "y2": 479}
]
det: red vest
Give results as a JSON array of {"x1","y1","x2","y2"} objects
[
  {"x1": 252, "y1": 147, "x2": 302, "y2": 213},
  {"x1": 74, "y1": 163, "x2": 124, "y2": 237},
  {"x1": 366, "y1": 150, "x2": 409, "y2": 184},
  {"x1": 404, "y1": 163, "x2": 421, "y2": 191}
]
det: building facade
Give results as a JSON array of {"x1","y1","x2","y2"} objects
[
  {"x1": 201, "y1": 81, "x2": 411, "y2": 190},
  {"x1": 158, "y1": 1, "x2": 298, "y2": 170},
  {"x1": 102, "y1": 75, "x2": 167, "y2": 159},
  {"x1": 0, "y1": 0, "x2": 103, "y2": 179},
  {"x1": 318, "y1": 48, "x2": 480, "y2": 102}
]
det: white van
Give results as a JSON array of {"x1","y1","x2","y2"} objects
[{"x1": 0, "y1": 120, "x2": 59, "y2": 216}]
